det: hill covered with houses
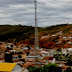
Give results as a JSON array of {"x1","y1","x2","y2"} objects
[
  {"x1": 0, "y1": 24, "x2": 72, "y2": 71},
  {"x1": 0, "y1": 24, "x2": 72, "y2": 49},
  {"x1": 18, "y1": 24, "x2": 72, "y2": 49}
]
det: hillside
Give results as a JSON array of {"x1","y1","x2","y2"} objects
[
  {"x1": 0, "y1": 24, "x2": 72, "y2": 47},
  {"x1": 39, "y1": 24, "x2": 72, "y2": 35},
  {"x1": 0, "y1": 25, "x2": 34, "y2": 42}
]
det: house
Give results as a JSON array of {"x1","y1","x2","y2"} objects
[
  {"x1": 0, "y1": 63, "x2": 28, "y2": 72},
  {"x1": 21, "y1": 53, "x2": 27, "y2": 59},
  {"x1": 68, "y1": 36, "x2": 72, "y2": 39},
  {"x1": 40, "y1": 51, "x2": 49, "y2": 57},
  {"x1": 40, "y1": 35, "x2": 50, "y2": 39},
  {"x1": 67, "y1": 42, "x2": 72, "y2": 44},
  {"x1": 63, "y1": 36, "x2": 68, "y2": 41},
  {"x1": 10, "y1": 50, "x2": 16, "y2": 53},
  {"x1": 0, "y1": 55, "x2": 4, "y2": 63},
  {"x1": 23, "y1": 47, "x2": 29, "y2": 50},
  {"x1": 52, "y1": 34, "x2": 57, "y2": 37},
  {"x1": 12, "y1": 55, "x2": 20, "y2": 62},
  {"x1": 43, "y1": 57, "x2": 55, "y2": 64},
  {"x1": 61, "y1": 48, "x2": 72, "y2": 55},
  {"x1": 23, "y1": 62, "x2": 34, "y2": 68},
  {"x1": 61, "y1": 48, "x2": 68, "y2": 55},
  {"x1": 67, "y1": 48, "x2": 72, "y2": 55},
  {"x1": 26, "y1": 55, "x2": 41, "y2": 61},
  {"x1": 0, "y1": 53, "x2": 4, "y2": 63},
  {"x1": 48, "y1": 49, "x2": 55, "y2": 56},
  {"x1": 23, "y1": 46, "x2": 31, "y2": 50}
]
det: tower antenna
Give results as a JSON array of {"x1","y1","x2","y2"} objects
[{"x1": 34, "y1": 0, "x2": 39, "y2": 67}]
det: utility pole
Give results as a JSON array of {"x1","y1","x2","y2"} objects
[{"x1": 34, "y1": 0, "x2": 39, "y2": 67}]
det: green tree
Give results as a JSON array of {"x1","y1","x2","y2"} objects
[
  {"x1": 65, "y1": 67, "x2": 71, "y2": 72},
  {"x1": 28, "y1": 63, "x2": 62, "y2": 72}
]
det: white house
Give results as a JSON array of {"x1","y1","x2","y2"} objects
[
  {"x1": 40, "y1": 51, "x2": 49, "y2": 57},
  {"x1": 61, "y1": 48, "x2": 68, "y2": 55}
]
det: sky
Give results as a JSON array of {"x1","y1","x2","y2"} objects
[{"x1": 0, "y1": 0, "x2": 72, "y2": 27}]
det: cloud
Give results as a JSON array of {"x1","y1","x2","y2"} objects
[{"x1": 0, "y1": 0, "x2": 72, "y2": 27}]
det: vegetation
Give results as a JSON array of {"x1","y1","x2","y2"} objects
[
  {"x1": 0, "y1": 25, "x2": 34, "y2": 42},
  {"x1": 64, "y1": 67, "x2": 72, "y2": 72},
  {"x1": 28, "y1": 63, "x2": 62, "y2": 72},
  {"x1": 0, "y1": 24, "x2": 72, "y2": 43}
]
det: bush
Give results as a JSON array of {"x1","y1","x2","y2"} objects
[{"x1": 28, "y1": 63, "x2": 62, "y2": 72}]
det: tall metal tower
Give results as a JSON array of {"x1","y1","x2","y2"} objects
[{"x1": 34, "y1": 0, "x2": 39, "y2": 67}]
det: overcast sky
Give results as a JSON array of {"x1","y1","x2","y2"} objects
[{"x1": 0, "y1": 0, "x2": 72, "y2": 27}]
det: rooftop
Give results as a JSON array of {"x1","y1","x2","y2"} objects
[{"x1": 0, "y1": 63, "x2": 16, "y2": 72}]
